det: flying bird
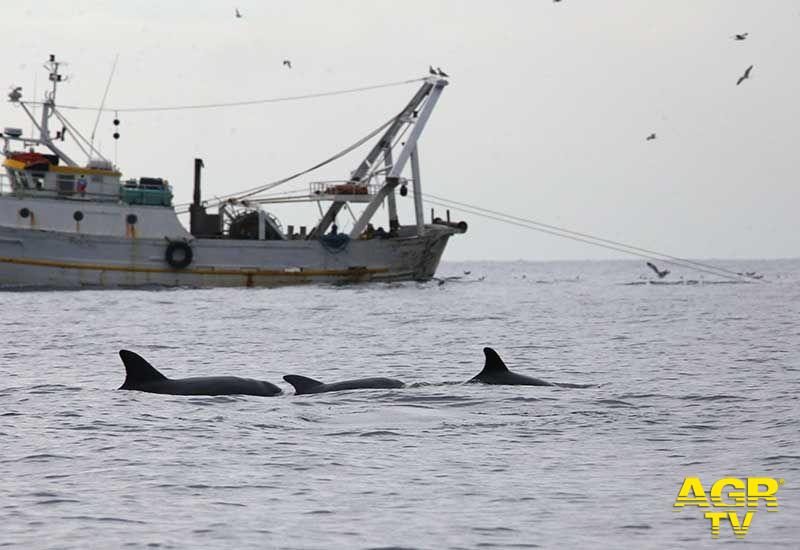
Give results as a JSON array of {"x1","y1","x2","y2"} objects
[
  {"x1": 283, "y1": 59, "x2": 292, "y2": 69},
  {"x1": 646, "y1": 133, "x2": 656, "y2": 141},
  {"x1": 646, "y1": 262, "x2": 670, "y2": 279},
  {"x1": 235, "y1": 8, "x2": 242, "y2": 18},
  {"x1": 736, "y1": 64, "x2": 753, "y2": 85},
  {"x1": 436, "y1": 67, "x2": 449, "y2": 77},
  {"x1": 8, "y1": 86, "x2": 22, "y2": 102},
  {"x1": 732, "y1": 32, "x2": 748, "y2": 41},
  {"x1": 429, "y1": 65, "x2": 437, "y2": 75}
]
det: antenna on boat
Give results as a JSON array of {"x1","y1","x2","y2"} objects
[
  {"x1": 89, "y1": 54, "x2": 119, "y2": 161},
  {"x1": 43, "y1": 54, "x2": 68, "y2": 103}
]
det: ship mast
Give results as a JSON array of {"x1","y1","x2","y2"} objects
[
  {"x1": 349, "y1": 77, "x2": 447, "y2": 238},
  {"x1": 310, "y1": 76, "x2": 448, "y2": 239},
  {"x1": 38, "y1": 55, "x2": 76, "y2": 165},
  {"x1": 6, "y1": 55, "x2": 77, "y2": 166}
]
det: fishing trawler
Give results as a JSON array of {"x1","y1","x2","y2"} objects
[{"x1": 0, "y1": 56, "x2": 466, "y2": 288}]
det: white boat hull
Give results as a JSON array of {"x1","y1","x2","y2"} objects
[{"x1": 0, "y1": 224, "x2": 456, "y2": 288}]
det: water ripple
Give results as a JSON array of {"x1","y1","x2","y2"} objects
[{"x1": 0, "y1": 259, "x2": 797, "y2": 548}]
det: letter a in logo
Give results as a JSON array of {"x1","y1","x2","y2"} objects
[{"x1": 675, "y1": 477, "x2": 710, "y2": 508}]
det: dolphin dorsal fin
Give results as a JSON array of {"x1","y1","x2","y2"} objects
[
  {"x1": 119, "y1": 350, "x2": 168, "y2": 389},
  {"x1": 481, "y1": 347, "x2": 509, "y2": 374},
  {"x1": 283, "y1": 375, "x2": 324, "y2": 394}
]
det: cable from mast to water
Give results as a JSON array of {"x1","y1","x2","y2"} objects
[{"x1": 417, "y1": 192, "x2": 762, "y2": 283}]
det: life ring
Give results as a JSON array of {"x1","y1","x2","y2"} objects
[{"x1": 165, "y1": 241, "x2": 193, "y2": 269}]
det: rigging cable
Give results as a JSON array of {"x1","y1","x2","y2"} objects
[
  {"x1": 89, "y1": 54, "x2": 119, "y2": 151},
  {"x1": 34, "y1": 77, "x2": 427, "y2": 113},
  {"x1": 416, "y1": 192, "x2": 761, "y2": 283},
  {"x1": 52, "y1": 108, "x2": 108, "y2": 163},
  {"x1": 217, "y1": 86, "x2": 427, "y2": 204},
  {"x1": 174, "y1": 112, "x2": 400, "y2": 212},
  {"x1": 175, "y1": 101, "x2": 419, "y2": 214},
  {"x1": 30, "y1": 73, "x2": 37, "y2": 138}
]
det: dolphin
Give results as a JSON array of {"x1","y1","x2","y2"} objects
[
  {"x1": 283, "y1": 374, "x2": 405, "y2": 395},
  {"x1": 118, "y1": 350, "x2": 282, "y2": 396},
  {"x1": 468, "y1": 347, "x2": 553, "y2": 386}
]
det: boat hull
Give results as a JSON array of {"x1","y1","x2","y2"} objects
[{"x1": 0, "y1": 225, "x2": 455, "y2": 288}]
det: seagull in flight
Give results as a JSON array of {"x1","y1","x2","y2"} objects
[
  {"x1": 429, "y1": 65, "x2": 437, "y2": 76},
  {"x1": 646, "y1": 262, "x2": 670, "y2": 279},
  {"x1": 283, "y1": 59, "x2": 292, "y2": 69},
  {"x1": 736, "y1": 64, "x2": 753, "y2": 85},
  {"x1": 732, "y1": 32, "x2": 748, "y2": 41},
  {"x1": 436, "y1": 67, "x2": 449, "y2": 77},
  {"x1": 235, "y1": 8, "x2": 242, "y2": 18},
  {"x1": 646, "y1": 133, "x2": 656, "y2": 141},
  {"x1": 8, "y1": 86, "x2": 22, "y2": 102}
]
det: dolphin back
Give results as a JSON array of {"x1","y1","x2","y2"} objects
[
  {"x1": 469, "y1": 347, "x2": 553, "y2": 386},
  {"x1": 469, "y1": 347, "x2": 510, "y2": 382},
  {"x1": 283, "y1": 375, "x2": 324, "y2": 395},
  {"x1": 119, "y1": 350, "x2": 168, "y2": 390}
]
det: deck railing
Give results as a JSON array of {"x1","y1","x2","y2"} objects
[{"x1": 309, "y1": 181, "x2": 379, "y2": 202}]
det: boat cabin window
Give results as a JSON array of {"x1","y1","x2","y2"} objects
[
  {"x1": 31, "y1": 172, "x2": 45, "y2": 190},
  {"x1": 57, "y1": 174, "x2": 75, "y2": 195}
]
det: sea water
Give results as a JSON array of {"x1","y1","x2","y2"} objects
[{"x1": 1, "y1": 259, "x2": 798, "y2": 549}]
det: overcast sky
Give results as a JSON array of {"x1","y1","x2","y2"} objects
[{"x1": 2, "y1": 1, "x2": 798, "y2": 261}]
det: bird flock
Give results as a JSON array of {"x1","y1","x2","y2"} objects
[
  {"x1": 646, "y1": 30, "x2": 754, "y2": 142},
  {"x1": 234, "y1": 8, "x2": 295, "y2": 69},
  {"x1": 232, "y1": 5, "x2": 750, "y2": 143},
  {"x1": 233, "y1": 8, "x2": 449, "y2": 78},
  {"x1": 233, "y1": 7, "x2": 451, "y2": 78}
]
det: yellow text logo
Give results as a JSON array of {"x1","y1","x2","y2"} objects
[{"x1": 674, "y1": 477, "x2": 783, "y2": 539}]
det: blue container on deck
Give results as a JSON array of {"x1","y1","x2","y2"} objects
[{"x1": 120, "y1": 177, "x2": 173, "y2": 206}]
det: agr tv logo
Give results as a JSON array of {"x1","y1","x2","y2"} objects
[{"x1": 674, "y1": 477, "x2": 783, "y2": 539}]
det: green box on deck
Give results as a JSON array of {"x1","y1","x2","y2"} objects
[{"x1": 120, "y1": 185, "x2": 173, "y2": 206}]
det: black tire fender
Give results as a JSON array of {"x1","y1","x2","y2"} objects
[{"x1": 165, "y1": 241, "x2": 193, "y2": 269}]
